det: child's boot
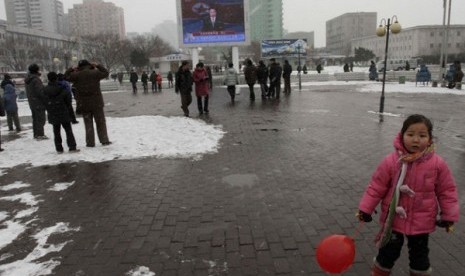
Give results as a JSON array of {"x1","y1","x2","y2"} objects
[
  {"x1": 410, "y1": 267, "x2": 432, "y2": 276},
  {"x1": 371, "y1": 262, "x2": 391, "y2": 276}
]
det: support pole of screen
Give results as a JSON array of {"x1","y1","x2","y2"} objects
[{"x1": 232, "y1": 46, "x2": 239, "y2": 73}]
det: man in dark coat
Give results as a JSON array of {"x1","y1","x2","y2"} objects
[
  {"x1": 201, "y1": 7, "x2": 225, "y2": 32},
  {"x1": 243, "y1": 59, "x2": 257, "y2": 101},
  {"x1": 141, "y1": 71, "x2": 149, "y2": 93},
  {"x1": 282, "y1": 60, "x2": 292, "y2": 94},
  {"x1": 65, "y1": 59, "x2": 111, "y2": 147},
  {"x1": 268, "y1": 58, "x2": 282, "y2": 99},
  {"x1": 175, "y1": 61, "x2": 194, "y2": 117},
  {"x1": 25, "y1": 63, "x2": 48, "y2": 140},
  {"x1": 256, "y1": 60, "x2": 268, "y2": 99},
  {"x1": 129, "y1": 69, "x2": 138, "y2": 94},
  {"x1": 149, "y1": 71, "x2": 157, "y2": 92},
  {"x1": 43, "y1": 72, "x2": 79, "y2": 153}
]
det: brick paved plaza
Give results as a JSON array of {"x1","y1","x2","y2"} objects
[{"x1": 1, "y1": 81, "x2": 464, "y2": 275}]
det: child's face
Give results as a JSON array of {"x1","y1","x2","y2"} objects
[{"x1": 402, "y1": 122, "x2": 432, "y2": 153}]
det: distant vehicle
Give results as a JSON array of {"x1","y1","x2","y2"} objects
[
  {"x1": 4, "y1": 71, "x2": 28, "y2": 87},
  {"x1": 376, "y1": 58, "x2": 421, "y2": 72}
]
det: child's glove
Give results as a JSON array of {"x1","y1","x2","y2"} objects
[
  {"x1": 436, "y1": 220, "x2": 454, "y2": 233},
  {"x1": 356, "y1": 210, "x2": 372, "y2": 222}
]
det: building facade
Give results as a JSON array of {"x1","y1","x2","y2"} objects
[
  {"x1": 68, "y1": 0, "x2": 125, "y2": 39},
  {"x1": 351, "y1": 25, "x2": 465, "y2": 61},
  {"x1": 4, "y1": 0, "x2": 65, "y2": 34},
  {"x1": 0, "y1": 19, "x2": 76, "y2": 73},
  {"x1": 249, "y1": 0, "x2": 283, "y2": 42},
  {"x1": 326, "y1": 12, "x2": 377, "y2": 56}
]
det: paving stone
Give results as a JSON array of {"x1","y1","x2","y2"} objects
[{"x1": 2, "y1": 84, "x2": 464, "y2": 276}]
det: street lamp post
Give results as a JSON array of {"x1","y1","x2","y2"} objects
[
  {"x1": 297, "y1": 44, "x2": 302, "y2": 91},
  {"x1": 376, "y1": 16, "x2": 401, "y2": 115},
  {"x1": 53, "y1": 57, "x2": 61, "y2": 72}
]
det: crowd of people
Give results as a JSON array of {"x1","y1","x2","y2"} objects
[
  {"x1": 0, "y1": 60, "x2": 112, "y2": 152},
  {"x1": 174, "y1": 58, "x2": 295, "y2": 117}
]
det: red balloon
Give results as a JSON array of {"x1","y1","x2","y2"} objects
[{"x1": 316, "y1": 234, "x2": 355, "y2": 274}]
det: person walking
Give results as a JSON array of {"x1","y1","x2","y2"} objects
[
  {"x1": 65, "y1": 60, "x2": 112, "y2": 147},
  {"x1": 193, "y1": 62, "x2": 210, "y2": 114},
  {"x1": 167, "y1": 71, "x2": 174, "y2": 88},
  {"x1": 357, "y1": 114, "x2": 459, "y2": 276},
  {"x1": 243, "y1": 59, "x2": 257, "y2": 101},
  {"x1": 0, "y1": 96, "x2": 5, "y2": 151},
  {"x1": 141, "y1": 71, "x2": 149, "y2": 93},
  {"x1": 369, "y1": 60, "x2": 379, "y2": 81},
  {"x1": 117, "y1": 72, "x2": 124, "y2": 85},
  {"x1": 25, "y1": 63, "x2": 48, "y2": 140},
  {"x1": 156, "y1": 73, "x2": 163, "y2": 91},
  {"x1": 149, "y1": 71, "x2": 157, "y2": 92},
  {"x1": 129, "y1": 69, "x2": 138, "y2": 94},
  {"x1": 223, "y1": 63, "x2": 239, "y2": 103},
  {"x1": 57, "y1": 73, "x2": 79, "y2": 124},
  {"x1": 268, "y1": 59, "x2": 282, "y2": 99},
  {"x1": 206, "y1": 66, "x2": 213, "y2": 89},
  {"x1": 1, "y1": 74, "x2": 21, "y2": 132},
  {"x1": 43, "y1": 72, "x2": 79, "y2": 153},
  {"x1": 256, "y1": 60, "x2": 268, "y2": 99},
  {"x1": 175, "y1": 61, "x2": 194, "y2": 117},
  {"x1": 282, "y1": 60, "x2": 292, "y2": 95}
]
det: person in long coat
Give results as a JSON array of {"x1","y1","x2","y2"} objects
[
  {"x1": 65, "y1": 60, "x2": 111, "y2": 147},
  {"x1": 25, "y1": 63, "x2": 47, "y2": 140},
  {"x1": 282, "y1": 60, "x2": 292, "y2": 94},
  {"x1": 43, "y1": 72, "x2": 79, "y2": 153},
  {"x1": 256, "y1": 61, "x2": 268, "y2": 99},
  {"x1": 243, "y1": 59, "x2": 257, "y2": 101},
  {"x1": 369, "y1": 60, "x2": 378, "y2": 81},
  {"x1": 175, "y1": 61, "x2": 194, "y2": 117},
  {"x1": 193, "y1": 62, "x2": 210, "y2": 114}
]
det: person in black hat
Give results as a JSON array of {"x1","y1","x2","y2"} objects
[
  {"x1": 65, "y1": 60, "x2": 111, "y2": 147},
  {"x1": 175, "y1": 61, "x2": 193, "y2": 116},
  {"x1": 43, "y1": 72, "x2": 79, "y2": 153},
  {"x1": 25, "y1": 63, "x2": 48, "y2": 140}
]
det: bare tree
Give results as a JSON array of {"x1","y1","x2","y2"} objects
[{"x1": 81, "y1": 33, "x2": 125, "y2": 72}]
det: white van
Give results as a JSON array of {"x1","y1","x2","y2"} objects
[{"x1": 376, "y1": 59, "x2": 419, "y2": 72}]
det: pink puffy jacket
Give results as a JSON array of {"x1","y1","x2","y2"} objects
[{"x1": 359, "y1": 133, "x2": 459, "y2": 235}]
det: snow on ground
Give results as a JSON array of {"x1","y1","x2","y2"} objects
[
  {"x1": 0, "y1": 181, "x2": 80, "y2": 276},
  {"x1": 126, "y1": 266, "x2": 156, "y2": 276},
  {"x1": 0, "y1": 116, "x2": 225, "y2": 173}
]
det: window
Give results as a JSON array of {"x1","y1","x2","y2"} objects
[
  {"x1": 430, "y1": 43, "x2": 434, "y2": 49},
  {"x1": 430, "y1": 32, "x2": 434, "y2": 37}
]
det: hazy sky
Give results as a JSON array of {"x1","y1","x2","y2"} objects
[{"x1": 1, "y1": 0, "x2": 464, "y2": 47}]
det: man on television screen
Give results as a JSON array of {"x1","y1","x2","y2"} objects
[{"x1": 201, "y1": 7, "x2": 225, "y2": 32}]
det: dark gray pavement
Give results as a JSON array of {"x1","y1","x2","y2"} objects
[{"x1": 1, "y1": 81, "x2": 464, "y2": 275}]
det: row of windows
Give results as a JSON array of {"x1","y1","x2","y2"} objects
[
  {"x1": 430, "y1": 31, "x2": 461, "y2": 36},
  {"x1": 429, "y1": 43, "x2": 462, "y2": 48}
]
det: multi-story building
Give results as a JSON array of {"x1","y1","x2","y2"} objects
[
  {"x1": 326, "y1": 12, "x2": 377, "y2": 56},
  {"x1": 68, "y1": 0, "x2": 125, "y2": 39},
  {"x1": 0, "y1": 19, "x2": 76, "y2": 72},
  {"x1": 4, "y1": 0, "x2": 65, "y2": 34},
  {"x1": 351, "y1": 25, "x2": 465, "y2": 61},
  {"x1": 249, "y1": 0, "x2": 283, "y2": 42}
]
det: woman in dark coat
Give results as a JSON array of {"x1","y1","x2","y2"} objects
[{"x1": 43, "y1": 72, "x2": 79, "y2": 153}]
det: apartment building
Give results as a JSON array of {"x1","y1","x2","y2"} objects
[
  {"x1": 351, "y1": 25, "x2": 465, "y2": 60},
  {"x1": 68, "y1": 0, "x2": 125, "y2": 39},
  {"x1": 249, "y1": 0, "x2": 283, "y2": 42},
  {"x1": 326, "y1": 12, "x2": 377, "y2": 56},
  {"x1": 4, "y1": 0, "x2": 65, "y2": 34}
]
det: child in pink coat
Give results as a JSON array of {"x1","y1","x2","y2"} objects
[{"x1": 357, "y1": 114, "x2": 459, "y2": 276}]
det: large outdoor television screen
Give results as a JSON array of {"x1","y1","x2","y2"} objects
[
  {"x1": 177, "y1": 0, "x2": 249, "y2": 47},
  {"x1": 261, "y1": 39, "x2": 308, "y2": 58}
]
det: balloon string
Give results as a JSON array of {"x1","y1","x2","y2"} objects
[{"x1": 352, "y1": 221, "x2": 365, "y2": 239}]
